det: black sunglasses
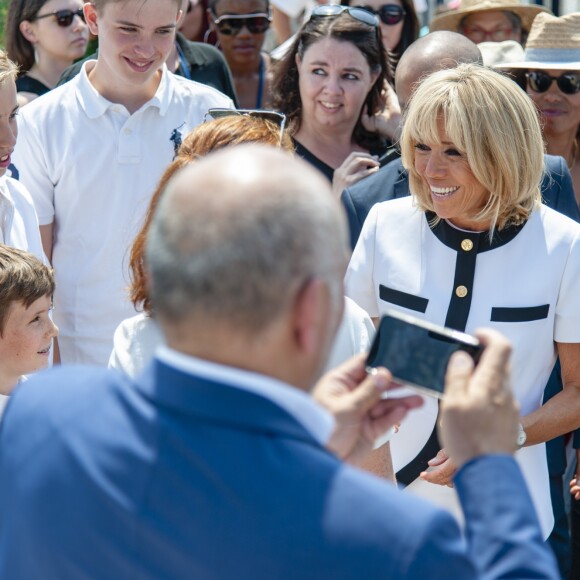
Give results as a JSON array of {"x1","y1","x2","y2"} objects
[
  {"x1": 33, "y1": 7, "x2": 85, "y2": 27},
  {"x1": 211, "y1": 12, "x2": 271, "y2": 35},
  {"x1": 357, "y1": 4, "x2": 406, "y2": 25},
  {"x1": 310, "y1": 5, "x2": 380, "y2": 28},
  {"x1": 526, "y1": 71, "x2": 580, "y2": 96}
]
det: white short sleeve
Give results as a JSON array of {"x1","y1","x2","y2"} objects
[
  {"x1": 12, "y1": 111, "x2": 56, "y2": 226},
  {"x1": 344, "y1": 205, "x2": 380, "y2": 318},
  {"x1": 555, "y1": 229, "x2": 580, "y2": 343}
]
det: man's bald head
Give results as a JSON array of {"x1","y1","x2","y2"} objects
[
  {"x1": 147, "y1": 144, "x2": 349, "y2": 336},
  {"x1": 395, "y1": 31, "x2": 483, "y2": 109}
]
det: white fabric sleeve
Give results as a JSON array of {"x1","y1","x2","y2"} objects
[
  {"x1": 344, "y1": 204, "x2": 380, "y2": 318},
  {"x1": 554, "y1": 228, "x2": 580, "y2": 343},
  {"x1": 11, "y1": 112, "x2": 55, "y2": 226}
]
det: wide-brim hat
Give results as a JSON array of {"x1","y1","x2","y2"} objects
[
  {"x1": 478, "y1": 39, "x2": 525, "y2": 66},
  {"x1": 495, "y1": 12, "x2": 580, "y2": 69},
  {"x1": 430, "y1": 0, "x2": 550, "y2": 34}
]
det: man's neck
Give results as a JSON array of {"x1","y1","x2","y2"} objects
[{"x1": 86, "y1": 61, "x2": 163, "y2": 115}]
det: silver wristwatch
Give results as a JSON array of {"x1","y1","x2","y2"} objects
[{"x1": 517, "y1": 423, "x2": 527, "y2": 448}]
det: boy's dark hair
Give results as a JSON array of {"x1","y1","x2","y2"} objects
[
  {"x1": 0, "y1": 245, "x2": 55, "y2": 336},
  {"x1": 208, "y1": 0, "x2": 269, "y2": 13}
]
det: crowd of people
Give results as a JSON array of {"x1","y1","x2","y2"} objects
[{"x1": 0, "y1": 0, "x2": 578, "y2": 577}]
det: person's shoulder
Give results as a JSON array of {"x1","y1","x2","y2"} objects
[
  {"x1": 535, "y1": 203, "x2": 580, "y2": 243},
  {"x1": 167, "y1": 71, "x2": 232, "y2": 105},
  {"x1": 2, "y1": 366, "x2": 127, "y2": 438},
  {"x1": 0, "y1": 175, "x2": 34, "y2": 204},
  {"x1": 19, "y1": 79, "x2": 79, "y2": 122},
  {"x1": 176, "y1": 34, "x2": 226, "y2": 66},
  {"x1": 348, "y1": 156, "x2": 406, "y2": 196},
  {"x1": 543, "y1": 153, "x2": 566, "y2": 175}
]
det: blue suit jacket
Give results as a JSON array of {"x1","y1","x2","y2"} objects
[
  {"x1": 341, "y1": 154, "x2": 580, "y2": 250},
  {"x1": 0, "y1": 362, "x2": 556, "y2": 579}
]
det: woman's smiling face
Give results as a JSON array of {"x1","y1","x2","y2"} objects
[
  {"x1": 296, "y1": 37, "x2": 379, "y2": 136},
  {"x1": 414, "y1": 118, "x2": 491, "y2": 231}
]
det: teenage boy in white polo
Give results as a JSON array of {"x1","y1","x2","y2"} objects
[{"x1": 12, "y1": 0, "x2": 233, "y2": 366}]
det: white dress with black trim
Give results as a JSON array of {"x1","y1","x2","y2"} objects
[{"x1": 345, "y1": 195, "x2": 580, "y2": 539}]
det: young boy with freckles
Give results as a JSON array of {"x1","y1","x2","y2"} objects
[
  {"x1": 0, "y1": 244, "x2": 58, "y2": 417},
  {"x1": 11, "y1": 0, "x2": 233, "y2": 366}
]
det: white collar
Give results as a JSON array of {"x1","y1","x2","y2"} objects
[
  {"x1": 76, "y1": 61, "x2": 172, "y2": 119},
  {"x1": 156, "y1": 346, "x2": 335, "y2": 445}
]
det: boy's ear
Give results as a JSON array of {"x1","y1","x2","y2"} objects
[
  {"x1": 19, "y1": 20, "x2": 37, "y2": 44},
  {"x1": 84, "y1": 3, "x2": 100, "y2": 36}
]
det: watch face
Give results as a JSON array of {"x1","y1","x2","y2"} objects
[{"x1": 517, "y1": 425, "x2": 527, "y2": 446}]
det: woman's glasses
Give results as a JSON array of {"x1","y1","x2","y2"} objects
[
  {"x1": 310, "y1": 5, "x2": 380, "y2": 28},
  {"x1": 33, "y1": 7, "x2": 85, "y2": 27},
  {"x1": 357, "y1": 4, "x2": 406, "y2": 25},
  {"x1": 211, "y1": 12, "x2": 271, "y2": 35},
  {"x1": 204, "y1": 108, "x2": 286, "y2": 144},
  {"x1": 526, "y1": 71, "x2": 580, "y2": 95}
]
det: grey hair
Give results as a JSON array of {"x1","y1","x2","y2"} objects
[{"x1": 146, "y1": 148, "x2": 348, "y2": 332}]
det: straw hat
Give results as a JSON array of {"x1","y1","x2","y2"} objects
[
  {"x1": 496, "y1": 12, "x2": 580, "y2": 69},
  {"x1": 430, "y1": 0, "x2": 550, "y2": 34},
  {"x1": 478, "y1": 39, "x2": 525, "y2": 66}
]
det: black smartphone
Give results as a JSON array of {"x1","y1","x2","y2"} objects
[{"x1": 366, "y1": 309, "x2": 484, "y2": 398}]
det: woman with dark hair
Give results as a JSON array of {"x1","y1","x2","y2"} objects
[
  {"x1": 342, "y1": 0, "x2": 420, "y2": 70},
  {"x1": 179, "y1": 0, "x2": 210, "y2": 42},
  {"x1": 272, "y1": 5, "x2": 398, "y2": 196},
  {"x1": 5, "y1": 0, "x2": 88, "y2": 105},
  {"x1": 206, "y1": 0, "x2": 273, "y2": 108}
]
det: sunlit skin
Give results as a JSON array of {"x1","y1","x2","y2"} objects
[
  {"x1": 295, "y1": 37, "x2": 380, "y2": 164},
  {"x1": 0, "y1": 79, "x2": 19, "y2": 179},
  {"x1": 350, "y1": 0, "x2": 405, "y2": 52},
  {"x1": 84, "y1": 0, "x2": 181, "y2": 113},
  {"x1": 460, "y1": 11, "x2": 521, "y2": 43},
  {"x1": 0, "y1": 295, "x2": 58, "y2": 395},
  {"x1": 414, "y1": 119, "x2": 491, "y2": 231}
]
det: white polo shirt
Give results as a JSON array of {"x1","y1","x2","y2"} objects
[
  {"x1": 346, "y1": 195, "x2": 580, "y2": 538},
  {"x1": 12, "y1": 62, "x2": 233, "y2": 366},
  {"x1": 0, "y1": 175, "x2": 45, "y2": 262}
]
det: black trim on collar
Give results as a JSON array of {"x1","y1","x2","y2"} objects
[{"x1": 427, "y1": 212, "x2": 526, "y2": 253}]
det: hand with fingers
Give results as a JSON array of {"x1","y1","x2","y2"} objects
[
  {"x1": 312, "y1": 354, "x2": 423, "y2": 466},
  {"x1": 420, "y1": 448, "x2": 457, "y2": 488},
  {"x1": 570, "y1": 449, "x2": 580, "y2": 501},
  {"x1": 439, "y1": 328, "x2": 519, "y2": 472},
  {"x1": 332, "y1": 152, "x2": 380, "y2": 197},
  {"x1": 360, "y1": 80, "x2": 402, "y2": 141}
]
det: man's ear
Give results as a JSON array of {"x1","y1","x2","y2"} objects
[
  {"x1": 292, "y1": 278, "x2": 330, "y2": 356},
  {"x1": 19, "y1": 20, "x2": 37, "y2": 44},
  {"x1": 84, "y1": 3, "x2": 100, "y2": 36}
]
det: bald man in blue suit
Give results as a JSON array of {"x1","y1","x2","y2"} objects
[{"x1": 0, "y1": 147, "x2": 557, "y2": 579}]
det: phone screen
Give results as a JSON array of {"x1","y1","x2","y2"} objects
[{"x1": 366, "y1": 310, "x2": 484, "y2": 398}]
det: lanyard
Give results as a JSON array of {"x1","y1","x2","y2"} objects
[{"x1": 176, "y1": 43, "x2": 191, "y2": 80}]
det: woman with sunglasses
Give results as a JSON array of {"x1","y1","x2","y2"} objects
[
  {"x1": 342, "y1": 0, "x2": 419, "y2": 69},
  {"x1": 500, "y1": 13, "x2": 580, "y2": 205},
  {"x1": 272, "y1": 5, "x2": 396, "y2": 196},
  {"x1": 5, "y1": 0, "x2": 88, "y2": 106},
  {"x1": 207, "y1": 0, "x2": 273, "y2": 108}
]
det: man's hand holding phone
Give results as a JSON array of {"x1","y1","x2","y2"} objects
[{"x1": 312, "y1": 354, "x2": 423, "y2": 466}]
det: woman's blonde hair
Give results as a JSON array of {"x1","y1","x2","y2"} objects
[
  {"x1": 401, "y1": 63, "x2": 544, "y2": 231},
  {"x1": 0, "y1": 50, "x2": 18, "y2": 85}
]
